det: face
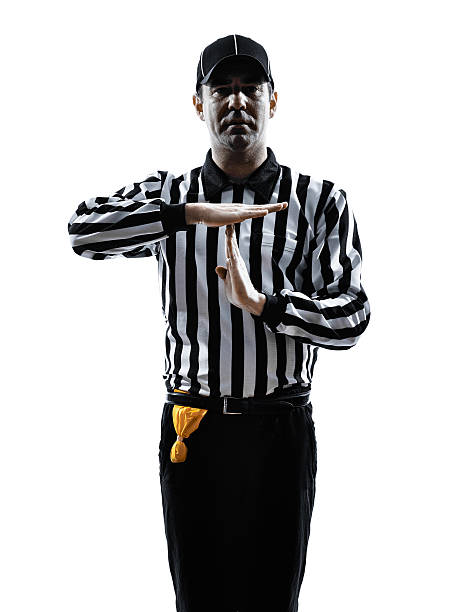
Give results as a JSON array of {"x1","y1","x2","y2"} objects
[{"x1": 193, "y1": 58, "x2": 277, "y2": 152}]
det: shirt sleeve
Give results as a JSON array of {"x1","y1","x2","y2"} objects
[
  {"x1": 251, "y1": 186, "x2": 371, "y2": 350},
  {"x1": 67, "y1": 171, "x2": 192, "y2": 259}
]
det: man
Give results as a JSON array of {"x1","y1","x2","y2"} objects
[{"x1": 68, "y1": 34, "x2": 371, "y2": 612}]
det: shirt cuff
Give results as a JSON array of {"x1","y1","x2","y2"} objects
[
  {"x1": 161, "y1": 202, "x2": 192, "y2": 234},
  {"x1": 251, "y1": 291, "x2": 288, "y2": 331}
]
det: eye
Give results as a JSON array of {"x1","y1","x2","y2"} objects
[{"x1": 213, "y1": 85, "x2": 261, "y2": 96}]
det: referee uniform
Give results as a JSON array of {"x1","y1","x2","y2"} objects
[{"x1": 68, "y1": 34, "x2": 371, "y2": 612}]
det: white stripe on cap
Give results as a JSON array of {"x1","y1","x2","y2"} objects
[
  {"x1": 200, "y1": 50, "x2": 205, "y2": 77},
  {"x1": 233, "y1": 34, "x2": 238, "y2": 55}
]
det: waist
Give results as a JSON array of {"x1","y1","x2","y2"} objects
[{"x1": 165, "y1": 384, "x2": 312, "y2": 415}]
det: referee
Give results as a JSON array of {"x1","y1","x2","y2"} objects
[{"x1": 68, "y1": 34, "x2": 371, "y2": 612}]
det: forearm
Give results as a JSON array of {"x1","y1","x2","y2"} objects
[
  {"x1": 184, "y1": 203, "x2": 204, "y2": 225},
  {"x1": 68, "y1": 197, "x2": 193, "y2": 259},
  {"x1": 251, "y1": 286, "x2": 371, "y2": 349}
]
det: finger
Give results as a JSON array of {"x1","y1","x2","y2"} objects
[
  {"x1": 215, "y1": 266, "x2": 227, "y2": 280},
  {"x1": 264, "y1": 202, "x2": 288, "y2": 209},
  {"x1": 217, "y1": 202, "x2": 288, "y2": 209},
  {"x1": 236, "y1": 202, "x2": 287, "y2": 212},
  {"x1": 227, "y1": 224, "x2": 237, "y2": 248},
  {"x1": 227, "y1": 229, "x2": 235, "y2": 259},
  {"x1": 245, "y1": 202, "x2": 288, "y2": 216},
  {"x1": 225, "y1": 224, "x2": 235, "y2": 253},
  {"x1": 225, "y1": 227, "x2": 231, "y2": 260},
  {"x1": 231, "y1": 231, "x2": 240, "y2": 256},
  {"x1": 230, "y1": 227, "x2": 238, "y2": 258},
  {"x1": 234, "y1": 204, "x2": 288, "y2": 222}
]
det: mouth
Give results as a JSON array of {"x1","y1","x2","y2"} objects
[{"x1": 226, "y1": 122, "x2": 250, "y2": 130}]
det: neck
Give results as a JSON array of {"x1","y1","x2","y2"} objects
[{"x1": 211, "y1": 143, "x2": 268, "y2": 180}]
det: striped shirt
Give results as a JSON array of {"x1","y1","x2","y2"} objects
[{"x1": 68, "y1": 147, "x2": 371, "y2": 398}]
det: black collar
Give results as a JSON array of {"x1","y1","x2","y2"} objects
[{"x1": 201, "y1": 146, "x2": 281, "y2": 202}]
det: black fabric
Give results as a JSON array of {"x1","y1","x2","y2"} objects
[
  {"x1": 196, "y1": 34, "x2": 274, "y2": 93},
  {"x1": 201, "y1": 146, "x2": 281, "y2": 202},
  {"x1": 253, "y1": 290, "x2": 290, "y2": 330},
  {"x1": 165, "y1": 385, "x2": 311, "y2": 414},
  {"x1": 158, "y1": 398, "x2": 317, "y2": 612},
  {"x1": 160, "y1": 201, "x2": 192, "y2": 233},
  {"x1": 164, "y1": 392, "x2": 309, "y2": 415}
]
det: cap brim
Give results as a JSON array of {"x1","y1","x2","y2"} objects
[{"x1": 200, "y1": 54, "x2": 270, "y2": 86}]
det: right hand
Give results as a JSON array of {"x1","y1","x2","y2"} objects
[{"x1": 185, "y1": 202, "x2": 288, "y2": 227}]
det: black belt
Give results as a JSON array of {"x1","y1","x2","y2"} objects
[{"x1": 165, "y1": 388, "x2": 312, "y2": 415}]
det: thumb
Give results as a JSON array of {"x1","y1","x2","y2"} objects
[{"x1": 215, "y1": 266, "x2": 227, "y2": 280}]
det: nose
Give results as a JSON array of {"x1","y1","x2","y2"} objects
[{"x1": 228, "y1": 90, "x2": 247, "y2": 111}]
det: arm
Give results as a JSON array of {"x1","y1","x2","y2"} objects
[
  {"x1": 251, "y1": 186, "x2": 371, "y2": 350},
  {"x1": 67, "y1": 171, "x2": 192, "y2": 259}
]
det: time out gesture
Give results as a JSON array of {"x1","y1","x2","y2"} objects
[{"x1": 185, "y1": 201, "x2": 288, "y2": 315}]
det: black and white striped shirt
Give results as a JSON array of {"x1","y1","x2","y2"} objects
[{"x1": 68, "y1": 147, "x2": 371, "y2": 398}]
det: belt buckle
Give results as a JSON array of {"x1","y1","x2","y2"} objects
[{"x1": 222, "y1": 395, "x2": 242, "y2": 415}]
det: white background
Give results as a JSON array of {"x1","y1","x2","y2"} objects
[{"x1": 2, "y1": 1, "x2": 457, "y2": 610}]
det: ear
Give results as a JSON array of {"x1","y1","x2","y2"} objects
[
  {"x1": 193, "y1": 93, "x2": 205, "y2": 122},
  {"x1": 269, "y1": 91, "x2": 278, "y2": 119}
]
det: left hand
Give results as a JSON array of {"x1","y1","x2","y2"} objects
[{"x1": 215, "y1": 224, "x2": 266, "y2": 315}]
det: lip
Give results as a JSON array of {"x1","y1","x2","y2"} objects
[{"x1": 226, "y1": 122, "x2": 250, "y2": 129}]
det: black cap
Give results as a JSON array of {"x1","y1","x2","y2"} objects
[{"x1": 196, "y1": 34, "x2": 274, "y2": 94}]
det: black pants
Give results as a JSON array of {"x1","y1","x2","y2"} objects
[{"x1": 158, "y1": 396, "x2": 317, "y2": 612}]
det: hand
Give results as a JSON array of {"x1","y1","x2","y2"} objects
[
  {"x1": 214, "y1": 224, "x2": 267, "y2": 315},
  {"x1": 185, "y1": 201, "x2": 287, "y2": 227}
]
